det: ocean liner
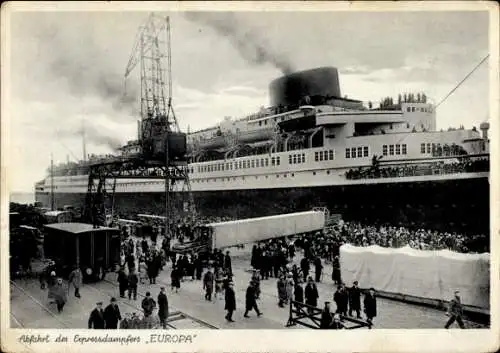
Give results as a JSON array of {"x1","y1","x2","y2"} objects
[{"x1": 35, "y1": 66, "x2": 490, "y2": 234}]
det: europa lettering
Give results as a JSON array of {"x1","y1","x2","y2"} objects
[{"x1": 149, "y1": 334, "x2": 195, "y2": 344}]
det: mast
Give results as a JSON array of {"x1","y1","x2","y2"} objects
[
  {"x1": 50, "y1": 153, "x2": 55, "y2": 211},
  {"x1": 82, "y1": 119, "x2": 87, "y2": 162}
]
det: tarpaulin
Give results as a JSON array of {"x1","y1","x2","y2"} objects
[{"x1": 340, "y1": 244, "x2": 490, "y2": 309}]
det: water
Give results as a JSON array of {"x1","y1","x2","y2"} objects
[{"x1": 10, "y1": 192, "x2": 35, "y2": 205}]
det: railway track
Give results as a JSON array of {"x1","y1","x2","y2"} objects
[
  {"x1": 10, "y1": 280, "x2": 70, "y2": 329},
  {"x1": 90, "y1": 278, "x2": 219, "y2": 329}
]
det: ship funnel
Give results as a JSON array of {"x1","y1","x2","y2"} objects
[{"x1": 137, "y1": 120, "x2": 142, "y2": 141}]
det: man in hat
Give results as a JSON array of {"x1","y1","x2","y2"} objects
[
  {"x1": 117, "y1": 266, "x2": 129, "y2": 298},
  {"x1": 244, "y1": 280, "x2": 262, "y2": 318},
  {"x1": 104, "y1": 297, "x2": 122, "y2": 329},
  {"x1": 158, "y1": 287, "x2": 169, "y2": 329},
  {"x1": 224, "y1": 281, "x2": 236, "y2": 322},
  {"x1": 320, "y1": 302, "x2": 333, "y2": 329},
  {"x1": 334, "y1": 283, "x2": 348, "y2": 316},
  {"x1": 363, "y1": 287, "x2": 377, "y2": 327},
  {"x1": 304, "y1": 277, "x2": 319, "y2": 314},
  {"x1": 348, "y1": 281, "x2": 362, "y2": 318},
  {"x1": 203, "y1": 268, "x2": 215, "y2": 301},
  {"x1": 88, "y1": 302, "x2": 105, "y2": 329}
]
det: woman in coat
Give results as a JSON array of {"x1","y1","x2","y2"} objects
[
  {"x1": 285, "y1": 275, "x2": 294, "y2": 304},
  {"x1": 277, "y1": 277, "x2": 287, "y2": 307}
]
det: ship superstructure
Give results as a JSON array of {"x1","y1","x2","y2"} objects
[{"x1": 35, "y1": 66, "x2": 490, "y2": 234}]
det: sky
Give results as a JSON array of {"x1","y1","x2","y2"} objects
[{"x1": 5, "y1": 9, "x2": 491, "y2": 192}]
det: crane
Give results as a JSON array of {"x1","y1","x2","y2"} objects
[{"x1": 124, "y1": 13, "x2": 179, "y2": 133}]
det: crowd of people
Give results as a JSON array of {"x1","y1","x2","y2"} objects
[{"x1": 346, "y1": 158, "x2": 489, "y2": 180}]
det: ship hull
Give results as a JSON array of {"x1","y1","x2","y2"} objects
[{"x1": 36, "y1": 176, "x2": 489, "y2": 235}]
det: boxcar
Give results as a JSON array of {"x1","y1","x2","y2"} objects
[{"x1": 43, "y1": 223, "x2": 121, "y2": 282}]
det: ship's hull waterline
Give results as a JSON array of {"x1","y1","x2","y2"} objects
[{"x1": 36, "y1": 176, "x2": 489, "y2": 235}]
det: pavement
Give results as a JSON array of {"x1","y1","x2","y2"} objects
[{"x1": 10, "y1": 237, "x2": 485, "y2": 329}]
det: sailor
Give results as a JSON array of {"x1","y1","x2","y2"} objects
[{"x1": 244, "y1": 280, "x2": 262, "y2": 318}]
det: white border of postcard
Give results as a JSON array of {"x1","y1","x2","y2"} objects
[{"x1": 1, "y1": 1, "x2": 499, "y2": 352}]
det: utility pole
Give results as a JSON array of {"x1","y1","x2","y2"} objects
[
  {"x1": 50, "y1": 153, "x2": 55, "y2": 211},
  {"x1": 82, "y1": 118, "x2": 87, "y2": 162}
]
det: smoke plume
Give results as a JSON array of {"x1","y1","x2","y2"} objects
[
  {"x1": 184, "y1": 12, "x2": 294, "y2": 75},
  {"x1": 57, "y1": 124, "x2": 123, "y2": 152}
]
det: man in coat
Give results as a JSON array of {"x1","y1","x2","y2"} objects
[
  {"x1": 314, "y1": 256, "x2": 323, "y2": 283},
  {"x1": 332, "y1": 256, "x2": 341, "y2": 285},
  {"x1": 444, "y1": 290, "x2": 465, "y2": 329},
  {"x1": 244, "y1": 281, "x2": 262, "y2": 318},
  {"x1": 104, "y1": 297, "x2": 122, "y2": 329},
  {"x1": 223, "y1": 251, "x2": 232, "y2": 276},
  {"x1": 320, "y1": 302, "x2": 333, "y2": 329},
  {"x1": 363, "y1": 287, "x2": 377, "y2": 327},
  {"x1": 88, "y1": 302, "x2": 105, "y2": 329},
  {"x1": 141, "y1": 291, "x2": 156, "y2": 318},
  {"x1": 300, "y1": 257, "x2": 310, "y2": 283},
  {"x1": 158, "y1": 287, "x2": 169, "y2": 329},
  {"x1": 334, "y1": 284, "x2": 349, "y2": 316},
  {"x1": 224, "y1": 282, "x2": 236, "y2": 322},
  {"x1": 50, "y1": 278, "x2": 68, "y2": 313},
  {"x1": 128, "y1": 270, "x2": 138, "y2": 300},
  {"x1": 304, "y1": 277, "x2": 319, "y2": 314},
  {"x1": 68, "y1": 265, "x2": 82, "y2": 298},
  {"x1": 117, "y1": 266, "x2": 129, "y2": 298},
  {"x1": 348, "y1": 281, "x2": 362, "y2": 318},
  {"x1": 294, "y1": 280, "x2": 304, "y2": 303},
  {"x1": 277, "y1": 276, "x2": 287, "y2": 308},
  {"x1": 203, "y1": 268, "x2": 215, "y2": 301}
]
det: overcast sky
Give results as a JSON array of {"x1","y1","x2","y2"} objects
[{"x1": 6, "y1": 9, "x2": 491, "y2": 192}]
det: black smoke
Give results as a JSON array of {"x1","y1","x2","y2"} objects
[
  {"x1": 184, "y1": 12, "x2": 294, "y2": 75},
  {"x1": 56, "y1": 124, "x2": 123, "y2": 152}
]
